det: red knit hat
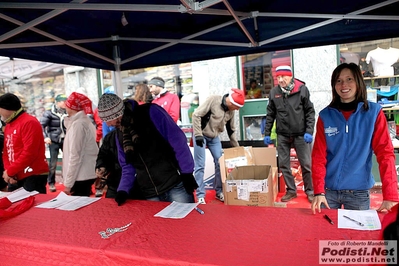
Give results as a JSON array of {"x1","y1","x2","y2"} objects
[
  {"x1": 228, "y1": 88, "x2": 245, "y2": 108},
  {"x1": 65, "y1": 92, "x2": 93, "y2": 115},
  {"x1": 275, "y1": 65, "x2": 292, "y2": 77}
]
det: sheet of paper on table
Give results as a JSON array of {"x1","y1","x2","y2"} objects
[
  {"x1": 154, "y1": 201, "x2": 199, "y2": 219},
  {"x1": 338, "y1": 209, "x2": 381, "y2": 230},
  {"x1": 35, "y1": 191, "x2": 101, "y2": 211},
  {"x1": 0, "y1": 187, "x2": 39, "y2": 203}
]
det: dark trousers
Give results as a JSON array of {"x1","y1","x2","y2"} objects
[
  {"x1": 277, "y1": 134, "x2": 313, "y2": 195},
  {"x1": 8, "y1": 174, "x2": 47, "y2": 194},
  {"x1": 71, "y1": 179, "x2": 96, "y2": 196},
  {"x1": 48, "y1": 141, "x2": 63, "y2": 185}
]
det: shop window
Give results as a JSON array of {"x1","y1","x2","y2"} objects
[
  {"x1": 241, "y1": 50, "x2": 291, "y2": 99},
  {"x1": 338, "y1": 38, "x2": 399, "y2": 78},
  {"x1": 8, "y1": 74, "x2": 65, "y2": 120},
  {"x1": 340, "y1": 38, "x2": 399, "y2": 134},
  {"x1": 242, "y1": 115, "x2": 265, "y2": 141}
]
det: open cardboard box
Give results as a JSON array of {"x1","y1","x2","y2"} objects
[{"x1": 219, "y1": 146, "x2": 278, "y2": 207}]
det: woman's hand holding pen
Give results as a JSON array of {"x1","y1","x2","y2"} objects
[{"x1": 311, "y1": 194, "x2": 330, "y2": 214}]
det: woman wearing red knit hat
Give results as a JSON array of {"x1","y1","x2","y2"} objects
[{"x1": 62, "y1": 92, "x2": 98, "y2": 196}]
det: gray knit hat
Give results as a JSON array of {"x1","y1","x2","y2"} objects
[
  {"x1": 98, "y1": 94, "x2": 124, "y2": 122},
  {"x1": 148, "y1": 77, "x2": 165, "y2": 88}
]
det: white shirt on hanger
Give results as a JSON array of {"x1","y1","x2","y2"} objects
[{"x1": 366, "y1": 47, "x2": 399, "y2": 77}]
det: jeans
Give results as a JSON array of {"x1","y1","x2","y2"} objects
[
  {"x1": 48, "y1": 141, "x2": 63, "y2": 185},
  {"x1": 193, "y1": 135, "x2": 223, "y2": 199},
  {"x1": 277, "y1": 134, "x2": 313, "y2": 195},
  {"x1": 146, "y1": 182, "x2": 194, "y2": 203},
  {"x1": 324, "y1": 189, "x2": 370, "y2": 210}
]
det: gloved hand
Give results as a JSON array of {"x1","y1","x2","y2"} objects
[
  {"x1": 115, "y1": 191, "x2": 129, "y2": 206},
  {"x1": 263, "y1": 136, "x2": 272, "y2": 145},
  {"x1": 181, "y1": 173, "x2": 199, "y2": 194},
  {"x1": 195, "y1": 136, "x2": 204, "y2": 147},
  {"x1": 304, "y1": 133, "x2": 313, "y2": 143}
]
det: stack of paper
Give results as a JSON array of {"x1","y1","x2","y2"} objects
[
  {"x1": 0, "y1": 187, "x2": 39, "y2": 203},
  {"x1": 36, "y1": 192, "x2": 101, "y2": 211}
]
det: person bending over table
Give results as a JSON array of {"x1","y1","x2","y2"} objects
[
  {"x1": 97, "y1": 94, "x2": 197, "y2": 206},
  {"x1": 311, "y1": 63, "x2": 399, "y2": 214}
]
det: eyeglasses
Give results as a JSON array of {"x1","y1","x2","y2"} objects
[{"x1": 335, "y1": 78, "x2": 354, "y2": 85}]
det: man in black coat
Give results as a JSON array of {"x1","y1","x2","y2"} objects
[{"x1": 40, "y1": 94, "x2": 67, "y2": 192}]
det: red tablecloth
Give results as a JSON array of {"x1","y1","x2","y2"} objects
[{"x1": 0, "y1": 194, "x2": 385, "y2": 266}]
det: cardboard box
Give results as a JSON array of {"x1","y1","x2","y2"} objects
[
  {"x1": 219, "y1": 146, "x2": 278, "y2": 207},
  {"x1": 221, "y1": 147, "x2": 255, "y2": 179}
]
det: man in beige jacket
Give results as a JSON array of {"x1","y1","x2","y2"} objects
[{"x1": 192, "y1": 88, "x2": 245, "y2": 204}]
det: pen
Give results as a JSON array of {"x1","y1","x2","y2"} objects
[
  {"x1": 343, "y1": 215, "x2": 364, "y2": 226},
  {"x1": 194, "y1": 207, "x2": 204, "y2": 215},
  {"x1": 324, "y1": 214, "x2": 334, "y2": 225},
  {"x1": 50, "y1": 199, "x2": 57, "y2": 202}
]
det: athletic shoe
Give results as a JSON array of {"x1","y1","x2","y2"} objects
[
  {"x1": 95, "y1": 189, "x2": 103, "y2": 197},
  {"x1": 49, "y1": 184, "x2": 56, "y2": 192},
  {"x1": 197, "y1": 197, "x2": 206, "y2": 204},
  {"x1": 216, "y1": 192, "x2": 224, "y2": 202}
]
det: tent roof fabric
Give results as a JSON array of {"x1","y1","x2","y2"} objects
[{"x1": 0, "y1": 0, "x2": 398, "y2": 71}]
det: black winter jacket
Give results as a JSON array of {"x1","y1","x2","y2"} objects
[
  {"x1": 96, "y1": 129, "x2": 145, "y2": 199},
  {"x1": 96, "y1": 129, "x2": 122, "y2": 190},
  {"x1": 40, "y1": 104, "x2": 67, "y2": 143},
  {"x1": 265, "y1": 79, "x2": 315, "y2": 137}
]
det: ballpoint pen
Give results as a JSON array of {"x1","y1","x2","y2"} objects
[
  {"x1": 343, "y1": 215, "x2": 364, "y2": 226},
  {"x1": 195, "y1": 207, "x2": 204, "y2": 215},
  {"x1": 324, "y1": 214, "x2": 334, "y2": 225}
]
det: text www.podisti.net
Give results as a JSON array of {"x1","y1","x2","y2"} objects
[{"x1": 319, "y1": 240, "x2": 397, "y2": 264}]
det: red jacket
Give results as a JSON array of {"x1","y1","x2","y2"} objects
[
  {"x1": 152, "y1": 91, "x2": 180, "y2": 123},
  {"x1": 93, "y1": 108, "x2": 103, "y2": 143},
  {"x1": 3, "y1": 112, "x2": 49, "y2": 179}
]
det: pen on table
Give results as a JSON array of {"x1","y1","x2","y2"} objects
[
  {"x1": 343, "y1": 215, "x2": 364, "y2": 226},
  {"x1": 195, "y1": 206, "x2": 204, "y2": 215},
  {"x1": 50, "y1": 199, "x2": 57, "y2": 202},
  {"x1": 323, "y1": 214, "x2": 334, "y2": 225}
]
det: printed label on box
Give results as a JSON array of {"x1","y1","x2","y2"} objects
[
  {"x1": 225, "y1": 180, "x2": 238, "y2": 192},
  {"x1": 247, "y1": 180, "x2": 265, "y2": 192},
  {"x1": 225, "y1": 157, "x2": 248, "y2": 173},
  {"x1": 237, "y1": 185, "x2": 249, "y2": 201}
]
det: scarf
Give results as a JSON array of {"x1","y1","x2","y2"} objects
[
  {"x1": 120, "y1": 101, "x2": 140, "y2": 162},
  {"x1": 280, "y1": 79, "x2": 295, "y2": 96},
  {"x1": 5, "y1": 107, "x2": 24, "y2": 124}
]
